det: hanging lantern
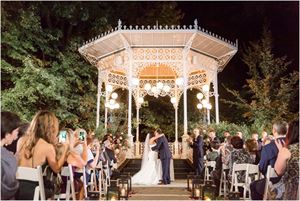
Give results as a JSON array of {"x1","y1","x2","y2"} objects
[
  {"x1": 191, "y1": 178, "x2": 204, "y2": 199},
  {"x1": 202, "y1": 84, "x2": 209, "y2": 92},
  {"x1": 106, "y1": 84, "x2": 113, "y2": 92},
  {"x1": 197, "y1": 92, "x2": 204, "y2": 100},
  {"x1": 111, "y1": 92, "x2": 118, "y2": 99},
  {"x1": 151, "y1": 86, "x2": 157, "y2": 94},
  {"x1": 175, "y1": 77, "x2": 184, "y2": 86},
  {"x1": 118, "y1": 177, "x2": 129, "y2": 200},
  {"x1": 132, "y1": 78, "x2": 139, "y2": 86},
  {"x1": 202, "y1": 180, "x2": 216, "y2": 201},
  {"x1": 197, "y1": 103, "x2": 203, "y2": 109},
  {"x1": 170, "y1": 97, "x2": 177, "y2": 104},
  {"x1": 157, "y1": 81, "x2": 164, "y2": 90},
  {"x1": 144, "y1": 83, "x2": 152, "y2": 91},
  {"x1": 163, "y1": 85, "x2": 170, "y2": 92}
]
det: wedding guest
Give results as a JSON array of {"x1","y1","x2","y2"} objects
[
  {"x1": 5, "y1": 123, "x2": 29, "y2": 154},
  {"x1": 245, "y1": 138, "x2": 260, "y2": 164},
  {"x1": 250, "y1": 121, "x2": 287, "y2": 200},
  {"x1": 16, "y1": 110, "x2": 69, "y2": 199},
  {"x1": 228, "y1": 136, "x2": 253, "y2": 183},
  {"x1": 206, "y1": 140, "x2": 220, "y2": 162},
  {"x1": 188, "y1": 128, "x2": 204, "y2": 176},
  {"x1": 271, "y1": 120, "x2": 299, "y2": 200},
  {"x1": 1, "y1": 111, "x2": 21, "y2": 200}
]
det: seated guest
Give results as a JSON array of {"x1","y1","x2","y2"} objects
[
  {"x1": 86, "y1": 136, "x2": 101, "y2": 182},
  {"x1": 222, "y1": 131, "x2": 231, "y2": 143},
  {"x1": 228, "y1": 136, "x2": 254, "y2": 184},
  {"x1": 16, "y1": 111, "x2": 69, "y2": 199},
  {"x1": 5, "y1": 123, "x2": 29, "y2": 154},
  {"x1": 206, "y1": 140, "x2": 220, "y2": 162},
  {"x1": 220, "y1": 136, "x2": 233, "y2": 166},
  {"x1": 208, "y1": 129, "x2": 220, "y2": 143},
  {"x1": 245, "y1": 138, "x2": 260, "y2": 164},
  {"x1": 1, "y1": 111, "x2": 21, "y2": 200},
  {"x1": 103, "y1": 139, "x2": 117, "y2": 176},
  {"x1": 72, "y1": 128, "x2": 88, "y2": 200},
  {"x1": 250, "y1": 121, "x2": 287, "y2": 200},
  {"x1": 261, "y1": 131, "x2": 268, "y2": 146},
  {"x1": 269, "y1": 120, "x2": 299, "y2": 200}
]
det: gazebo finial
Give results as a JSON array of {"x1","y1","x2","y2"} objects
[
  {"x1": 118, "y1": 19, "x2": 122, "y2": 30},
  {"x1": 194, "y1": 19, "x2": 198, "y2": 29}
]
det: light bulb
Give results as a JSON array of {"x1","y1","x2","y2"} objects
[
  {"x1": 105, "y1": 102, "x2": 110, "y2": 108},
  {"x1": 132, "y1": 78, "x2": 139, "y2": 86},
  {"x1": 163, "y1": 85, "x2": 170, "y2": 92},
  {"x1": 202, "y1": 84, "x2": 209, "y2": 92},
  {"x1": 109, "y1": 99, "x2": 115, "y2": 105},
  {"x1": 151, "y1": 86, "x2": 157, "y2": 94},
  {"x1": 197, "y1": 103, "x2": 203, "y2": 109},
  {"x1": 115, "y1": 103, "x2": 120, "y2": 109},
  {"x1": 197, "y1": 93, "x2": 204, "y2": 100},
  {"x1": 106, "y1": 84, "x2": 113, "y2": 92},
  {"x1": 175, "y1": 77, "x2": 184, "y2": 86},
  {"x1": 171, "y1": 97, "x2": 176, "y2": 103},
  {"x1": 201, "y1": 99, "x2": 208, "y2": 107},
  {"x1": 111, "y1": 92, "x2": 118, "y2": 99},
  {"x1": 144, "y1": 83, "x2": 152, "y2": 91},
  {"x1": 138, "y1": 97, "x2": 144, "y2": 104},
  {"x1": 207, "y1": 103, "x2": 212, "y2": 110},
  {"x1": 157, "y1": 82, "x2": 164, "y2": 90}
]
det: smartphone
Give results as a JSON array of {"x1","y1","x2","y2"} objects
[
  {"x1": 79, "y1": 131, "x2": 85, "y2": 141},
  {"x1": 59, "y1": 130, "x2": 67, "y2": 143}
]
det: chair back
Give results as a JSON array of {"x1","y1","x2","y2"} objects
[
  {"x1": 263, "y1": 165, "x2": 277, "y2": 200},
  {"x1": 230, "y1": 163, "x2": 248, "y2": 198},
  {"x1": 204, "y1": 161, "x2": 216, "y2": 181},
  {"x1": 16, "y1": 166, "x2": 45, "y2": 200},
  {"x1": 56, "y1": 164, "x2": 76, "y2": 201}
]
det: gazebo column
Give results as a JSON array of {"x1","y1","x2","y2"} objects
[
  {"x1": 135, "y1": 105, "x2": 141, "y2": 157},
  {"x1": 96, "y1": 69, "x2": 102, "y2": 128},
  {"x1": 213, "y1": 72, "x2": 220, "y2": 124},
  {"x1": 173, "y1": 87, "x2": 179, "y2": 158},
  {"x1": 104, "y1": 87, "x2": 108, "y2": 130}
]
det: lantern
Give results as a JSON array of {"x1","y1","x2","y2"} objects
[
  {"x1": 118, "y1": 178, "x2": 129, "y2": 200},
  {"x1": 228, "y1": 192, "x2": 240, "y2": 200},
  {"x1": 106, "y1": 186, "x2": 119, "y2": 201},
  {"x1": 120, "y1": 174, "x2": 132, "y2": 193},
  {"x1": 187, "y1": 174, "x2": 194, "y2": 191},
  {"x1": 191, "y1": 178, "x2": 204, "y2": 199},
  {"x1": 202, "y1": 180, "x2": 216, "y2": 201}
]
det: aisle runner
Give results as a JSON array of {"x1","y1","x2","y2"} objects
[{"x1": 130, "y1": 180, "x2": 190, "y2": 200}]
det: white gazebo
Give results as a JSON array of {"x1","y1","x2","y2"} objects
[{"x1": 78, "y1": 19, "x2": 237, "y2": 158}]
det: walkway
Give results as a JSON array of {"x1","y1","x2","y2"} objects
[{"x1": 130, "y1": 180, "x2": 190, "y2": 200}]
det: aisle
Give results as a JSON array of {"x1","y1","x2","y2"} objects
[{"x1": 129, "y1": 180, "x2": 190, "y2": 200}]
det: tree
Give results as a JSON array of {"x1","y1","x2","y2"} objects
[
  {"x1": 1, "y1": 2, "x2": 183, "y2": 131},
  {"x1": 222, "y1": 26, "x2": 299, "y2": 129}
]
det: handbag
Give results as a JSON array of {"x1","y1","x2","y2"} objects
[
  {"x1": 267, "y1": 179, "x2": 285, "y2": 200},
  {"x1": 42, "y1": 165, "x2": 62, "y2": 195}
]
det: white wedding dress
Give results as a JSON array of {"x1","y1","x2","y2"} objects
[{"x1": 132, "y1": 134, "x2": 161, "y2": 185}]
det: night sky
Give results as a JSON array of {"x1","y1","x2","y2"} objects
[{"x1": 178, "y1": 1, "x2": 299, "y2": 90}]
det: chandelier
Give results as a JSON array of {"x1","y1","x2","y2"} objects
[{"x1": 143, "y1": 63, "x2": 183, "y2": 98}]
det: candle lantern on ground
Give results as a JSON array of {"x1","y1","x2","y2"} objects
[
  {"x1": 202, "y1": 180, "x2": 216, "y2": 201},
  {"x1": 120, "y1": 174, "x2": 132, "y2": 193},
  {"x1": 228, "y1": 192, "x2": 240, "y2": 200},
  {"x1": 187, "y1": 174, "x2": 194, "y2": 191},
  {"x1": 118, "y1": 177, "x2": 129, "y2": 200},
  {"x1": 191, "y1": 178, "x2": 204, "y2": 199},
  {"x1": 106, "y1": 186, "x2": 119, "y2": 201}
]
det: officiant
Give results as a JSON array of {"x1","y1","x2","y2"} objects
[{"x1": 188, "y1": 128, "x2": 204, "y2": 176}]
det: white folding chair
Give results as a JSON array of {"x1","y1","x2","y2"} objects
[
  {"x1": 245, "y1": 164, "x2": 260, "y2": 199},
  {"x1": 263, "y1": 165, "x2": 277, "y2": 200},
  {"x1": 82, "y1": 167, "x2": 88, "y2": 199},
  {"x1": 219, "y1": 164, "x2": 229, "y2": 197},
  {"x1": 204, "y1": 161, "x2": 216, "y2": 181},
  {"x1": 16, "y1": 166, "x2": 45, "y2": 200},
  {"x1": 55, "y1": 164, "x2": 76, "y2": 201},
  {"x1": 230, "y1": 163, "x2": 248, "y2": 199}
]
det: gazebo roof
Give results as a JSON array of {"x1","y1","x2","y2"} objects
[{"x1": 79, "y1": 19, "x2": 237, "y2": 72}]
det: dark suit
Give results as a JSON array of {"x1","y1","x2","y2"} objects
[
  {"x1": 151, "y1": 135, "x2": 172, "y2": 184},
  {"x1": 190, "y1": 135, "x2": 204, "y2": 175},
  {"x1": 250, "y1": 137, "x2": 285, "y2": 200}
]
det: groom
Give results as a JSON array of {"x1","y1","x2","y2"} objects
[{"x1": 151, "y1": 128, "x2": 172, "y2": 185}]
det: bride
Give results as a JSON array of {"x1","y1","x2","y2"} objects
[{"x1": 132, "y1": 132, "x2": 162, "y2": 185}]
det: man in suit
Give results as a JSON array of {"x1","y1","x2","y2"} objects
[
  {"x1": 188, "y1": 128, "x2": 204, "y2": 176},
  {"x1": 151, "y1": 128, "x2": 172, "y2": 185},
  {"x1": 250, "y1": 121, "x2": 288, "y2": 200}
]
